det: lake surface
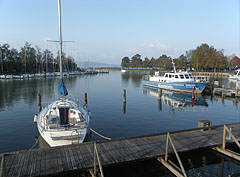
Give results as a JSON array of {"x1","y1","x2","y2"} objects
[{"x1": 0, "y1": 71, "x2": 240, "y2": 175}]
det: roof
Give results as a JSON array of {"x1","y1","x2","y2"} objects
[{"x1": 230, "y1": 56, "x2": 240, "y2": 67}]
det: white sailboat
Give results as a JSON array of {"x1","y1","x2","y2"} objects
[
  {"x1": 229, "y1": 69, "x2": 240, "y2": 81},
  {"x1": 34, "y1": 0, "x2": 91, "y2": 147}
]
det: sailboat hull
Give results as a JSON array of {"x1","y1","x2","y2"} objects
[
  {"x1": 35, "y1": 99, "x2": 90, "y2": 147},
  {"x1": 37, "y1": 123, "x2": 88, "y2": 147}
]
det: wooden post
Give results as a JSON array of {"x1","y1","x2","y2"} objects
[
  {"x1": 222, "y1": 85, "x2": 225, "y2": 97},
  {"x1": 37, "y1": 93, "x2": 42, "y2": 113},
  {"x1": 123, "y1": 102, "x2": 126, "y2": 114},
  {"x1": 0, "y1": 154, "x2": 5, "y2": 177},
  {"x1": 158, "y1": 99, "x2": 162, "y2": 111},
  {"x1": 223, "y1": 125, "x2": 226, "y2": 150},
  {"x1": 236, "y1": 86, "x2": 238, "y2": 95},
  {"x1": 192, "y1": 87, "x2": 195, "y2": 99},
  {"x1": 123, "y1": 89, "x2": 126, "y2": 103},
  {"x1": 84, "y1": 93, "x2": 88, "y2": 105},
  {"x1": 94, "y1": 142, "x2": 96, "y2": 176},
  {"x1": 158, "y1": 88, "x2": 162, "y2": 100}
]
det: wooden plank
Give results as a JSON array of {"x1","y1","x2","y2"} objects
[
  {"x1": 39, "y1": 148, "x2": 46, "y2": 176},
  {"x1": 19, "y1": 151, "x2": 31, "y2": 177},
  {"x1": 27, "y1": 150, "x2": 37, "y2": 177},
  {"x1": 34, "y1": 148, "x2": 42, "y2": 176},
  {"x1": 15, "y1": 153, "x2": 26, "y2": 177},
  {"x1": 213, "y1": 147, "x2": 240, "y2": 161},
  {"x1": 158, "y1": 157, "x2": 185, "y2": 177},
  {"x1": 4, "y1": 154, "x2": 16, "y2": 176}
]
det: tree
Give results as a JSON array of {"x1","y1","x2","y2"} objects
[
  {"x1": 131, "y1": 54, "x2": 142, "y2": 68},
  {"x1": 121, "y1": 57, "x2": 130, "y2": 68},
  {"x1": 190, "y1": 43, "x2": 228, "y2": 71},
  {"x1": 143, "y1": 57, "x2": 150, "y2": 68},
  {"x1": 175, "y1": 54, "x2": 187, "y2": 69}
]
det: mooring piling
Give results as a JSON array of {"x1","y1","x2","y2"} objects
[
  {"x1": 123, "y1": 89, "x2": 126, "y2": 103},
  {"x1": 37, "y1": 93, "x2": 42, "y2": 113},
  {"x1": 158, "y1": 88, "x2": 162, "y2": 100},
  {"x1": 123, "y1": 102, "x2": 126, "y2": 114},
  {"x1": 84, "y1": 93, "x2": 88, "y2": 105}
]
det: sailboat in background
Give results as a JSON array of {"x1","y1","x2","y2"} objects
[{"x1": 34, "y1": 0, "x2": 91, "y2": 147}]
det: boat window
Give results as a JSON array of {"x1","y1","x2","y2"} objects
[
  {"x1": 180, "y1": 74, "x2": 184, "y2": 79},
  {"x1": 189, "y1": 74, "x2": 193, "y2": 78},
  {"x1": 175, "y1": 75, "x2": 179, "y2": 79},
  {"x1": 165, "y1": 74, "x2": 168, "y2": 78},
  {"x1": 169, "y1": 75, "x2": 172, "y2": 78},
  {"x1": 185, "y1": 74, "x2": 189, "y2": 79}
]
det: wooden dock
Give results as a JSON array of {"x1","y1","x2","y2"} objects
[
  {"x1": 213, "y1": 87, "x2": 240, "y2": 98},
  {"x1": 191, "y1": 72, "x2": 229, "y2": 77},
  {"x1": 1, "y1": 123, "x2": 240, "y2": 177}
]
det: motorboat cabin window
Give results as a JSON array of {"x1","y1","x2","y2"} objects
[
  {"x1": 169, "y1": 75, "x2": 172, "y2": 78},
  {"x1": 180, "y1": 74, "x2": 184, "y2": 79},
  {"x1": 185, "y1": 74, "x2": 189, "y2": 79},
  {"x1": 59, "y1": 107, "x2": 69, "y2": 125},
  {"x1": 175, "y1": 75, "x2": 179, "y2": 79},
  {"x1": 165, "y1": 74, "x2": 168, "y2": 78},
  {"x1": 189, "y1": 74, "x2": 193, "y2": 78}
]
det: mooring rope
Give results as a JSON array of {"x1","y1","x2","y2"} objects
[
  {"x1": 29, "y1": 136, "x2": 40, "y2": 150},
  {"x1": 89, "y1": 128, "x2": 112, "y2": 140}
]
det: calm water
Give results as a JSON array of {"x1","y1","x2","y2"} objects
[{"x1": 0, "y1": 71, "x2": 240, "y2": 175}]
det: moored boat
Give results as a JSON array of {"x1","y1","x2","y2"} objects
[
  {"x1": 143, "y1": 60, "x2": 208, "y2": 94},
  {"x1": 229, "y1": 69, "x2": 240, "y2": 80},
  {"x1": 34, "y1": 0, "x2": 91, "y2": 147}
]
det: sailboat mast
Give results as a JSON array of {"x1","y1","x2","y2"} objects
[
  {"x1": 171, "y1": 58, "x2": 176, "y2": 73},
  {"x1": 58, "y1": 0, "x2": 63, "y2": 80}
]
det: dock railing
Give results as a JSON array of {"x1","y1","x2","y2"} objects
[
  {"x1": 158, "y1": 132, "x2": 187, "y2": 177},
  {"x1": 93, "y1": 142, "x2": 104, "y2": 177},
  {"x1": 212, "y1": 125, "x2": 240, "y2": 161}
]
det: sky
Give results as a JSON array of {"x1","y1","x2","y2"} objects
[{"x1": 0, "y1": 0, "x2": 239, "y2": 64}]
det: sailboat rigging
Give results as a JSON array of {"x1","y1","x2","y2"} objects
[{"x1": 34, "y1": 0, "x2": 91, "y2": 147}]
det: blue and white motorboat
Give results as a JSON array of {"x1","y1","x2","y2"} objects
[{"x1": 143, "y1": 60, "x2": 208, "y2": 94}]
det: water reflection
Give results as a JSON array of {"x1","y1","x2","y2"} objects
[
  {"x1": 0, "y1": 77, "x2": 79, "y2": 110},
  {"x1": 143, "y1": 87, "x2": 208, "y2": 112},
  {"x1": 121, "y1": 71, "x2": 147, "y2": 86}
]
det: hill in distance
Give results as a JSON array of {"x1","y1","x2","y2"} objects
[{"x1": 77, "y1": 61, "x2": 120, "y2": 68}]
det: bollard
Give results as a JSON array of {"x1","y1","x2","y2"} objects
[
  {"x1": 37, "y1": 93, "x2": 42, "y2": 113},
  {"x1": 158, "y1": 88, "x2": 162, "y2": 100},
  {"x1": 123, "y1": 89, "x2": 126, "y2": 103},
  {"x1": 198, "y1": 120, "x2": 212, "y2": 131},
  {"x1": 84, "y1": 93, "x2": 88, "y2": 105}
]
